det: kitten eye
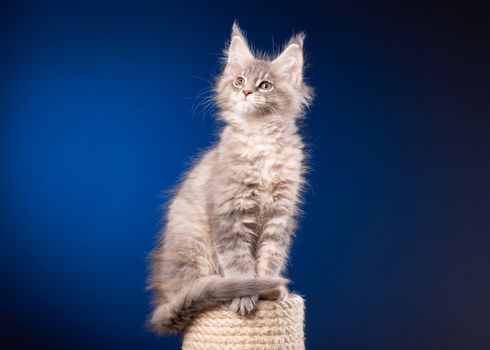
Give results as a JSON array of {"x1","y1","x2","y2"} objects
[
  {"x1": 233, "y1": 77, "x2": 245, "y2": 88},
  {"x1": 259, "y1": 81, "x2": 273, "y2": 91}
]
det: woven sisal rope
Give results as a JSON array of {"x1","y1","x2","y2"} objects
[{"x1": 182, "y1": 294, "x2": 305, "y2": 350}]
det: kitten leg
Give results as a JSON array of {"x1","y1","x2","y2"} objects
[
  {"x1": 255, "y1": 213, "x2": 294, "y2": 300},
  {"x1": 214, "y1": 213, "x2": 259, "y2": 315}
]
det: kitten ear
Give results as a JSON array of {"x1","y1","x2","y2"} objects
[
  {"x1": 272, "y1": 33, "x2": 305, "y2": 84},
  {"x1": 226, "y1": 22, "x2": 254, "y2": 72}
]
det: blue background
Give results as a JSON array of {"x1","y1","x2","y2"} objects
[{"x1": 1, "y1": 1, "x2": 489, "y2": 349}]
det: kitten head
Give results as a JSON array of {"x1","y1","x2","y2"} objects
[{"x1": 215, "y1": 23, "x2": 313, "y2": 122}]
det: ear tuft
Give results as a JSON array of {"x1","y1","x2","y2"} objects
[
  {"x1": 288, "y1": 32, "x2": 306, "y2": 49},
  {"x1": 232, "y1": 21, "x2": 244, "y2": 38}
]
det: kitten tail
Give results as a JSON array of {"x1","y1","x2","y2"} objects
[{"x1": 148, "y1": 275, "x2": 288, "y2": 334}]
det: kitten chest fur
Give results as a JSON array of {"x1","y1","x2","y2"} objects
[{"x1": 212, "y1": 119, "x2": 304, "y2": 224}]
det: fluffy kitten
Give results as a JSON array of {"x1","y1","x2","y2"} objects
[{"x1": 148, "y1": 23, "x2": 313, "y2": 334}]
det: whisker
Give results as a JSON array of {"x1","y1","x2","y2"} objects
[
  {"x1": 188, "y1": 86, "x2": 218, "y2": 121},
  {"x1": 189, "y1": 75, "x2": 213, "y2": 84}
]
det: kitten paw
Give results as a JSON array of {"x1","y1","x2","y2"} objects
[
  {"x1": 229, "y1": 295, "x2": 258, "y2": 316},
  {"x1": 260, "y1": 285, "x2": 289, "y2": 301}
]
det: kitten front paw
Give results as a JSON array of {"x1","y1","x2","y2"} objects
[{"x1": 229, "y1": 295, "x2": 258, "y2": 316}]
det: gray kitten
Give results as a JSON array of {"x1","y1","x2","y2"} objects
[{"x1": 148, "y1": 22, "x2": 313, "y2": 334}]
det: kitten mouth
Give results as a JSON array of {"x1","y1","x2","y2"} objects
[
  {"x1": 234, "y1": 101, "x2": 272, "y2": 117},
  {"x1": 237, "y1": 99, "x2": 253, "y2": 105},
  {"x1": 235, "y1": 100, "x2": 253, "y2": 113}
]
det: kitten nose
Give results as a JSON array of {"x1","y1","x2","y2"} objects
[{"x1": 242, "y1": 89, "x2": 252, "y2": 97}]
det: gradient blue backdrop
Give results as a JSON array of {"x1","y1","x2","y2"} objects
[{"x1": 1, "y1": 1, "x2": 489, "y2": 349}]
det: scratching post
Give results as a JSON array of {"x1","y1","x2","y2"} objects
[{"x1": 182, "y1": 294, "x2": 305, "y2": 350}]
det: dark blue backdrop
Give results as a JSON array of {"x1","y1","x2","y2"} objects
[{"x1": 1, "y1": 1, "x2": 489, "y2": 349}]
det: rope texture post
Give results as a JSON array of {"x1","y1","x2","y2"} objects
[{"x1": 182, "y1": 294, "x2": 305, "y2": 350}]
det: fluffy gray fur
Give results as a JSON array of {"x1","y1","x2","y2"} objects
[{"x1": 147, "y1": 22, "x2": 313, "y2": 334}]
